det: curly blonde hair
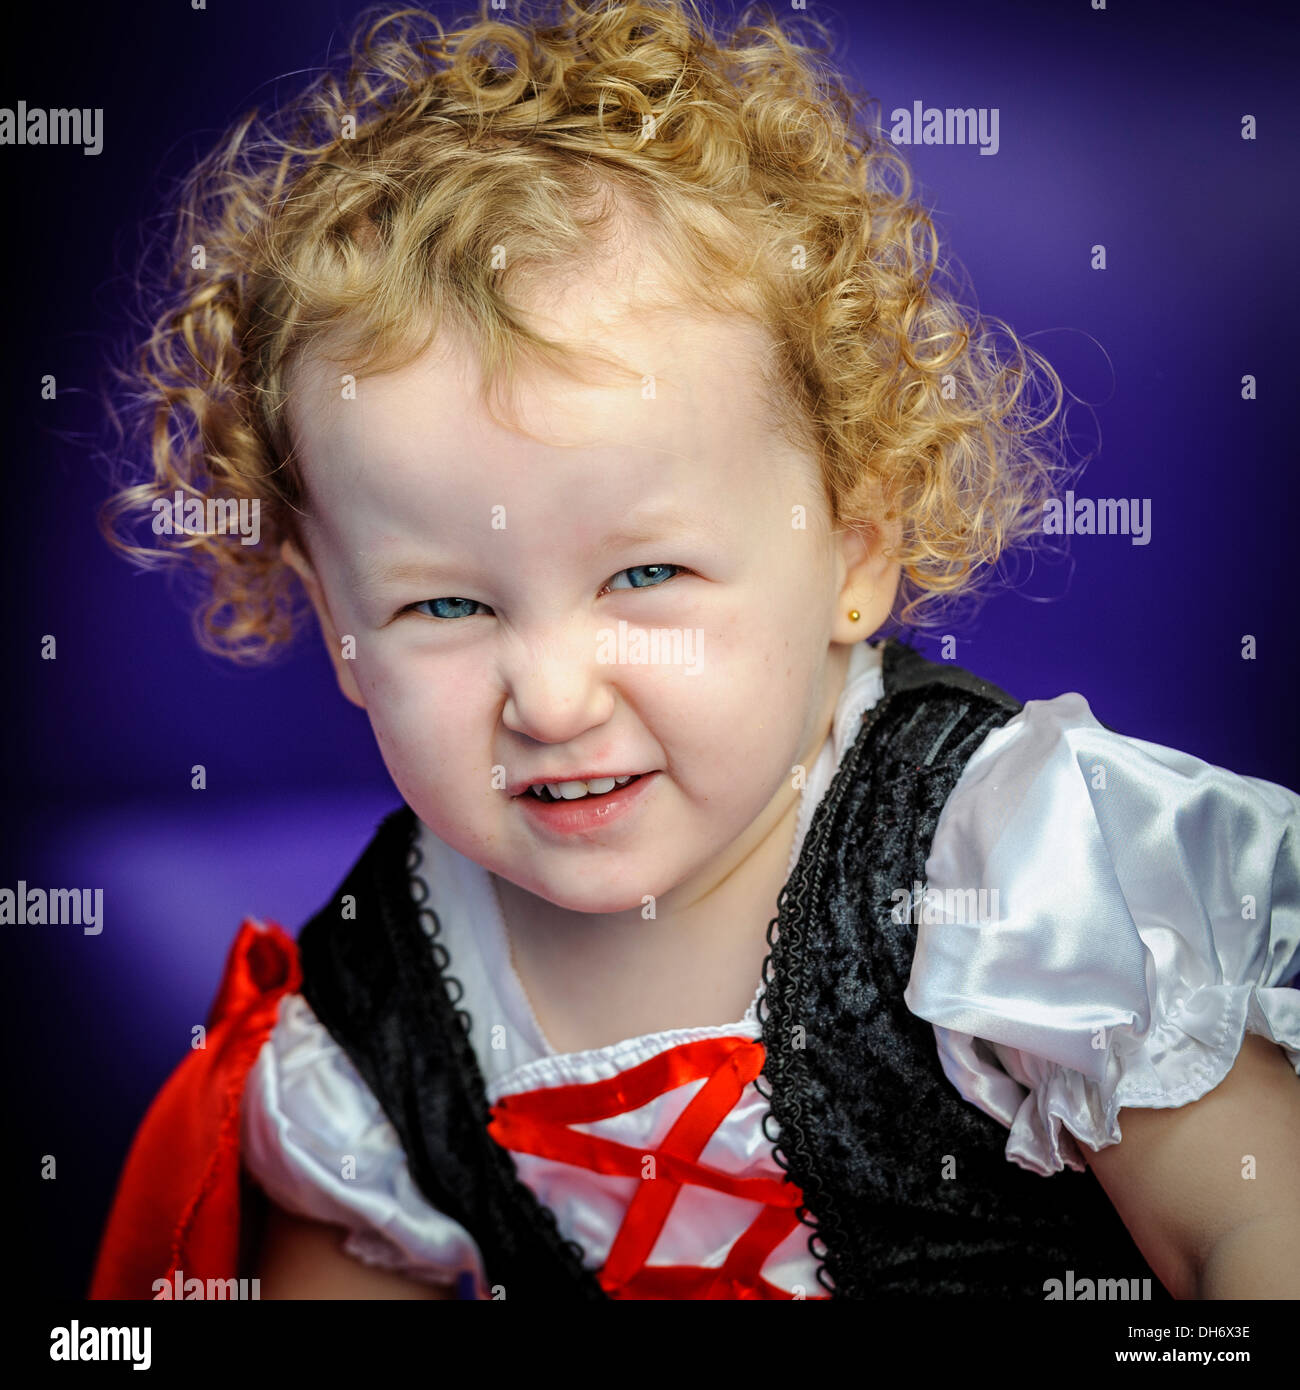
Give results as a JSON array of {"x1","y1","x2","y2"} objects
[{"x1": 99, "y1": 0, "x2": 1072, "y2": 663}]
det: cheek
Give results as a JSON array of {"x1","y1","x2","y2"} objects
[
  {"x1": 354, "y1": 652, "x2": 474, "y2": 772},
  {"x1": 652, "y1": 627, "x2": 809, "y2": 771},
  {"x1": 692, "y1": 598, "x2": 828, "y2": 770}
]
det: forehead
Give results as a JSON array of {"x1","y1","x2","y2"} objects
[{"x1": 284, "y1": 287, "x2": 817, "y2": 545}]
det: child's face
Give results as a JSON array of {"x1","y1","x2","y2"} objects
[{"x1": 285, "y1": 293, "x2": 897, "y2": 916}]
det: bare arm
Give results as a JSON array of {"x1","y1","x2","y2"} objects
[
  {"x1": 255, "y1": 1199, "x2": 457, "y2": 1300},
  {"x1": 1083, "y1": 1030, "x2": 1300, "y2": 1299}
]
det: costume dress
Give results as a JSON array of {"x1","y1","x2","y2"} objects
[{"x1": 89, "y1": 639, "x2": 1300, "y2": 1300}]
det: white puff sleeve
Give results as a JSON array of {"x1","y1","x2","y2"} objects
[
  {"x1": 902, "y1": 692, "x2": 1300, "y2": 1177},
  {"x1": 240, "y1": 991, "x2": 488, "y2": 1295}
]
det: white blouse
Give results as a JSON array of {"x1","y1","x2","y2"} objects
[{"x1": 240, "y1": 640, "x2": 1300, "y2": 1297}]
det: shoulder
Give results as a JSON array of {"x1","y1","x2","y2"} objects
[
  {"x1": 903, "y1": 691, "x2": 1300, "y2": 1174},
  {"x1": 850, "y1": 640, "x2": 1027, "y2": 793},
  {"x1": 239, "y1": 987, "x2": 488, "y2": 1295},
  {"x1": 926, "y1": 690, "x2": 1300, "y2": 891}
]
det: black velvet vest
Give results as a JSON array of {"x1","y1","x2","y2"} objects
[{"x1": 297, "y1": 637, "x2": 1166, "y2": 1300}]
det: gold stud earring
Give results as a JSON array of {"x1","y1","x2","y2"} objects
[{"x1": 848, "y1": 609, "x2": 860, "y2": 622}]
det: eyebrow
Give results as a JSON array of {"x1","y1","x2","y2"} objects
[{"x1": 356, "y1": 507, "x2": 713, "y2": 592}]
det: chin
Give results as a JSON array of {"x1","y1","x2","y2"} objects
[
  {"x1": 508, "y1": 863, "x2": 663, "y2": 916},
  {"x1": 536, "y1": 884, "x2": 654, "y2": 916}
]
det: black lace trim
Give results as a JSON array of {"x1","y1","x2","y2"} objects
[
  {"x1": 752, "y1": 637, "x2": 1024, "y2": 1298},
  {"x1": 399, "y1": 814, "x2": 599, "y2": 1291},
  {"x1": 753, "y1": 685, "x2": 901, "y2": 1297}
]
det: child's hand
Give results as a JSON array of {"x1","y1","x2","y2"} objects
[
  {"x1": 255, "y1": 1200, "x2": 457, "y2": 1300},
  {"x1": 1084, "y1": 1032, "x2": 1300, "y2": 1298}
]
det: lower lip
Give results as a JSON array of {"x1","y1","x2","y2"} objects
[{"x1": 516, "y1": 773, "x2": 658, "y2": 836}]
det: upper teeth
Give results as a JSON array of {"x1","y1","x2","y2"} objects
[{"x1": 530, "y1": 775, "x2": 633, "y2": 799}]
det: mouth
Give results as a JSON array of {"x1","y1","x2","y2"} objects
[
  {"x1": 514, "y1": 770, "x2": 658, "y2": 836},
  {"x1": 519, "y1": 773, "x2": 647, "y2": 803}
]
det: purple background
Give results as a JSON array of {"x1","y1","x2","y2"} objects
[{"x1": 3, "y1": 0, "x2": 1296, "y2": 1297}]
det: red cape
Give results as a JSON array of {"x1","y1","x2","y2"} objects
[{"x1": 88, "y1": 920, "x2": 301, "y2": 1299}]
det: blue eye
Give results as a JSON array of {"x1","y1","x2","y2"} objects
[
  {"x1": 605, "y1": 564, "x2": 683, "y2": 591},
  {"x1": 410, "y1": 597, "x2": 489, "y2": 620},
  {"x1": 405, "y1": 564, "x2": 685, "y2": 622}
]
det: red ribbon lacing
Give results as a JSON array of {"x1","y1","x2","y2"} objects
[{"x1": 488, "y1": 1035, "x2": 825, "y2": 1299}]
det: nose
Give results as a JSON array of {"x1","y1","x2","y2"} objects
[{"x1": 499, "y1": 618, "x2": 617, "y2": 745}]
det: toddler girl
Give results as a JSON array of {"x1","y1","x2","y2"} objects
[{"x1": 90, "y1": 0, "x2": 1300, "y2": 1301}]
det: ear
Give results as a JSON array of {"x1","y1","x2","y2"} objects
[
  {"x1": 281, "y1": 535, "x2": 366, "y2": 709},
  {"x1": 832, "y1": 505, "x2": 902, "y2": 644}
]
